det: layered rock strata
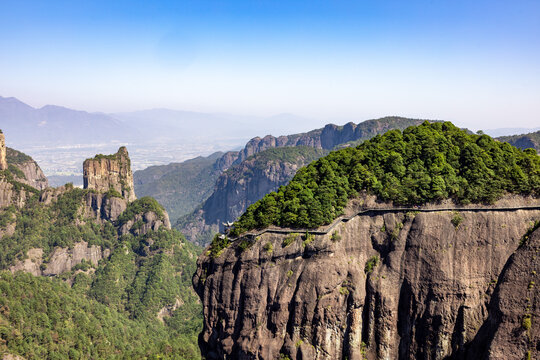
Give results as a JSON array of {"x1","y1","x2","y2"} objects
[
  {"x1": 83, "y1": 146, "x2": 136, "y2": 202},
  {"x1": 194, "y1": 198, "x2": 540, "y2": 359},
  {"x1": 0, "y1": 132, "x2": 7, "y2": 170}
]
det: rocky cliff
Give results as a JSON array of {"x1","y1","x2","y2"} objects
[
  {"x1": 177, "y1": 117, "x2": 430, "y2": 244},
  {"x1": 83, "y1": 146, "x2": 136, "y2": 202},
  {"x1": 6, "y1": 147, "x2": 48, "y2": 190},
  {"x1": 194, "y1": 196, "x2": 540, "y2": 359},
  {"x1": 0, "y1": 132, "x2": 7, "y2": 170},
  {"x1": 178, "y1": 147, "x2": 327, "y2": 245},
  {"x1": 5, "y1": 148, "x2": 171, "y2": 279},
  {"x1": 233, "y1": 117, "x2": 429, "y2": 165}
]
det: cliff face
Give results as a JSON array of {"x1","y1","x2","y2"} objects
[
  {"x1": 233, "y1": 117, "x2": 429, "y2": 165},
  {"x1": 466, "y1": 224, "x2": 540, "y2": 359},
  {"x1": 177, "y1": 118, "x2": 430, "y2": 244},
  {"x1": 194, "y1": 197, "x2": 540, "y2": 359},
  {"x1": 6, "y1": 147, "x2": 48, "y2": 190},
  {"x1": 0, "y1": 132, "x2": 7, "y2": 170},
  {"x1": 177, "y1": 147, "x2": 327, "y2": 245},
  {"x1": 83, "y1": 146, "x2": 136, "y2": 202}
]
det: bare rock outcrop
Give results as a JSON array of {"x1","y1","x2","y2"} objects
[
  {"x1": 42, "y1": 241, "x2": 108, "y2": 276},
  {"x1": 9, "y1": 248, "x2": 43, "y2": 276},
  {"x1": 5, "y1": 147, "x2": 48, "y2": 190},
  {"x1": 0, "y1": 132, "x2": 7, "y2": 170},
  {"x1": 194, "y1": 198, "x2": 540, "y2": 359},
  {"x1": 9, "y1": 242, "x2": 110, "y2": 277},
  {"x1": 82, "y1": 191, "x2": 128, "y2": 223},
  {"x1": 466, "y1": 226, "x2": 540, "y2": 359},
  {"x1": 119, "y1": 210, "x2": 171, "y2": 236},
  {"x1": 0, "y1": 180, "x2": 31, "y2": 209},
  {"x1": 83, "y1": 146, "x2": 136, "y2": 202}
]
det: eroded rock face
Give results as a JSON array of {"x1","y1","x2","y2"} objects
[
  {"x1": 43, "y1": 241, "x2": 108, "y2": 276},
  {"x1": 82, "y1": 192, "x2": 128, "y2": 223},
  {"x1": 9, "y1": 157, "x2": 48, "y2": 190},
  {"x1": 83, "y1": 146, "x2": 136, "y2": 202},
  {"x1": 0, "y1": 132, "x2": 7, "y2": 170},
  {"x1": 119, "y1": 211, "x2": 171, "y2": 236},
  {"x1": 9, "y1": 242, "x2": 110, "y2": 277},
  {"x1": 466, "y1": 226, "x2": 540, "y2": 360},
  {"x1": 0, "y1": 180, "x2": 31, "y2": 209},
  {"x1": 194, "y1": 201, "x2": 540, "y2": 359}
]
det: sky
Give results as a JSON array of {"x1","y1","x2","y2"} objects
[{"x1": 0, "y1": 0, "x2": 539, "y2": 131}]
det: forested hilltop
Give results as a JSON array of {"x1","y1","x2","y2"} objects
[{"x1": 232, "y1": 121, "x2": 540, "y2": 235}]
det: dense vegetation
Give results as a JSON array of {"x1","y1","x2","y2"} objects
[
  {"x1": 0, "y1": 182, "x2": 203, "y2": 358},
  {"x1": 229, "y1": 146, "x2": 327, "y2": 173},
  {"x1": 231, "y1": 122, "x2": 540, "y2": 235},
  {"x1": 134, "y1": 152, "x2": 223, "y2": 222},
  {"x1": 6, "y1": 147, "x2": 33, "y2": 165},
  {"x1": 0, "y1": 187, "x2": 113, "y2": 268},
  {"x1": 116, "y1": 196, "x2": 165, "y2": 226},
  {"x1": 0, "y1": 269, "x2": 200, "y2": 359}
]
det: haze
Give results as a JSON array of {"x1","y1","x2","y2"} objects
[{"x1": 1, "y1": 0, "x2": 539, "y2": 132}]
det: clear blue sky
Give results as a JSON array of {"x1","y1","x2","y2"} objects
[{"x1": 1, "y1": 0, "x2": 539, "y2": 130}]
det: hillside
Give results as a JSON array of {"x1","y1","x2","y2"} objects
[
  {"x1": 134, "y1": 152, "x2": 224, "y2": 220},
  {"x1": 195, "y1": 122, "x2": 540, "y2": 359},
  {"x1": 174, "y1": 117, "x2": 431, "y2": 244},
  {"x1": 0, "y1": 146, "x2": 202, "y2": 359},
  {"x1": 497, "y1": 130, "x2": 540, "y2": 152},
  {"x1": 176, "y1": 147, "x2": 328, "y2": 244}
]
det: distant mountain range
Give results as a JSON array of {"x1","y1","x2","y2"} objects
[
  {"x1": 0, "y1": 96, "x2": 138, "y2": 146},
  {"x1": 0, "y1": 96, "x2": 325, "y2": 149}
]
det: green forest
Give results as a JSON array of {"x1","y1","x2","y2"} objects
[
  {"x1": 0, "y1": 182, "x2": 202, "y2": 359},
  {"x1": 231, "y1": 121, "x2": 540, "y2": 235}
]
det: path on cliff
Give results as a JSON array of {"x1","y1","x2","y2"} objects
[{"x1": 236, "y1": 205, "x2": 540, "y2": 239}]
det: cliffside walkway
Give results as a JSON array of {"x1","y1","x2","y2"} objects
[{"x1": 239, "y1": 205, "x2": 540, "y2": 239}]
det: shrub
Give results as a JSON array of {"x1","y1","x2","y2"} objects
[
  {"x1": 330, "y1": 231, "x2": 341, "y2": 242},
  {"x1": 522, "y1": 314, "x2": 532, "y2": 330},
  {"x1": 263, "y1": 242, "x2": 274, "y2": 254},
  {"x1": 238, "y1": 239, "x2": 252, "y2": 252},
  {"x1": 451, "y1": 212, "x2": 463, "y2": 228},
  {"x1": 105, "y1": 187, "x2": 123, "y2": 199},
  {"x1": 364, "y1": 255, "x2": 379, "y2": 274},
  {"x1": 283, "y1": 233, "x2": 299, "y2": 247},
  {"x1": 209, "y1": 234, "x2": 231, "y2": 258},
  {"x1": 302, "y1": 231, "x2": 315, "y2": 247}
]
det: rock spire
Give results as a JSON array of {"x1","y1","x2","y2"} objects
[
  {"x1": 83, "y1": 146, "x2": 136, "y2": 202},
  {"x1": 0, "y1": 131, "x2": 7, "y2": 170}
]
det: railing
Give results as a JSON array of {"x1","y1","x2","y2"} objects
[{"x1": 236, "y1": 205, "x2": 540, "y2": 239}]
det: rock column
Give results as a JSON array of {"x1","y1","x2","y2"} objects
[
  {"x1": 0, "y1": 132, "x2": 7, "y2": 170},
  {"x1": 83, "y1": 146, "x2": 136, "y2": 202}
]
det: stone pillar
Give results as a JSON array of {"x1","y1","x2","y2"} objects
[
  {"x1": 83, "y1": 146, "x2": 136, "y2": 202},
  {"x1": 0, "y1": 132, "x2": 7, "y2": 171}
]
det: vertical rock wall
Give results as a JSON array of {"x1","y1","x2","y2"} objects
[
  {"x1": 0, "y1": 132, "x2": 7, "y2": 170},
  {"x1": 83, "y1": 146, "x2": 136, "y2": 202},
  {"x1": 194, "y1": 202, "x2": 540, "y2": 360}
]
